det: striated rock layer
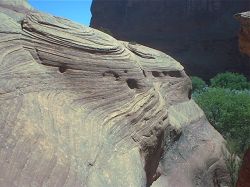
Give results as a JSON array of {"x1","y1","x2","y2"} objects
[
  {"x1": 0, "y1": 0, "x2": 229, "y2": 186},
  {"x1": 90, "y1": 0, "x2": 250, "y2": 80}
]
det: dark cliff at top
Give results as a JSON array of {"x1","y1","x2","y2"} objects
[{"x1": 90, "y1": 0, "x2": 250, "y2": 80}]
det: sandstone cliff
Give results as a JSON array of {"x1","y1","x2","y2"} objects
[
  {"x1": 0, "y1": 0, "x2": 229, "y2": 186},
  {"x1": 90, "y1": 0, "x2": 250, "y2": 80},
  {"x1": 236, "y1": 11, "x2": 250, "y2": 57},
  {"x1": 235, "y1": 12, "x2": 250, "y2": 187}
]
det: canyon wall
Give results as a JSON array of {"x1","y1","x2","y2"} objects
[
  {"x1": 236, "y1": 11, "x2": 250, "y2": 57},
  {"x1": 91, "y1": 0, "x2": 250, "y2": 80},
  {"x1": 235, "y1": 11, "x2": 250, "y2": 187}
]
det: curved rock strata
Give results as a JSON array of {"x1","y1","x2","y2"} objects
[{"x1": 0, "y1": 1, "x2": 229, "y2": 186}]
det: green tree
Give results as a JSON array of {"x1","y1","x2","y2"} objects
[
  {"x1": 210, "y1": 72, "x2": 250, "y2": 90},
  {"x1": 193, "y1": 88, "x2": 250, "y2": 155},
  {"x1": 191, "y1": 76, "x2": 207, "y2": 92}
]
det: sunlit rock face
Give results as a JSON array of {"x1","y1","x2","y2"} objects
[
  {"x1": 0, "y1": 0, "x2": 32, "y2": 10},
  {"x1": 90, "y1": 0, "x2": 250, "y2": 80},
  {"x1": 236, "y1": 11, "x2": 250, "y2": 58},
  {"x1": 0, "y1": 1, "x2": 229, "y2": 186}
]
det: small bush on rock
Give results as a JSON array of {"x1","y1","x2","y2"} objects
[
  {"x1": 191, "y1": 76, "x2": 207, "y2": 92},
  {"x1": 222, "y1": 140, "x2": 241, "y2": 187}
]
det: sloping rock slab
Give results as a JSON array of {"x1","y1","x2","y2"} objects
[{"x1": 0, "y1": 1, "x2": 229, "y2": 186}]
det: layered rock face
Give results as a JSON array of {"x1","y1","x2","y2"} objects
[
  {"x1": 0, "y1": 1, "x2": 229, "y2": 186},
  {"x1": 90, "y1": 0, "x2": 250, "y2": 80}
]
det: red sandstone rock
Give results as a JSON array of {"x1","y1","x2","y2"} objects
[
  {"x1": 237, "y1": 148, "x2": 250, "y2": 187},
  {"x1": 236, "y1": 12, "x2": 250, "y2": 58}
]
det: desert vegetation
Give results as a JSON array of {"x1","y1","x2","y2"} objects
[
  {"x1": 192, "y1": 72, "x2": 250, "y2": 186},
  {"x1": 192, "y1": 72, "x2": 250, "y2": 156}
]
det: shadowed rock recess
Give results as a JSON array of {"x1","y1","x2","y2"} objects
[{"x1": 0, "y1": 1, "x2": 229, "y2": 187}]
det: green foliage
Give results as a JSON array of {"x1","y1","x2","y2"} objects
[
  {"x1": 222, "y1": 140, "x2": 241, "y2": 187},
  {"x1": 210, "y1": 72, "x2": 250, "y2": 90},
  {"x1": 193, "y1": 87, "x2": 250, "y2": 155},
  {"x1": 191, "y1": 76, "x2": 207, "y2": 92},
  {"x1": 192, "y1": 72, "x2": 250, "y2": 184}
]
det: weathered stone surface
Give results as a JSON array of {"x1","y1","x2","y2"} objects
[
  {"x1": 152, "y1": 101, "x2": 229, "y2": 187},
  {"x1": 237, "y1": 148, "x2": 250, "y2": 187},
  {"x1": 235, "y1": 11, "x2": 250, "y2": 58},
  {"x1": 0, "y1": 0, "x2": 32, "y2": 11},
  {"x1": 90, "y1": 0, "x2": 250, "y2": 80},
  {"x1": 235, "y1": 12, "x2": 250, "y2": 187},
  {"x1": 0, "y1": 1, "x2": 229, "y2": 186}
]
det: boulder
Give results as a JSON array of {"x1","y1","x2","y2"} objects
[{"x1": 0, "y1": 1, "x2": 229, "y2": 186}]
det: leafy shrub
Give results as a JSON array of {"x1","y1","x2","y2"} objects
[
  {"x1": 210, "y1": 72, "x2": 250, "y2": 90},
  {"x1": 192, "y1": 72, "x2": 250, "y2": 183},
  {"x1": 222, "y1": 140, "x2": 241, "y2": 187},
  {"x1": 191, "y1": 76, "x2": 207, "y2": 92},
  {"x1": 193, "y1": 88, "x2": 250, "y2": 155}
]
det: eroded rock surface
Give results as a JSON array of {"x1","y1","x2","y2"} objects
[
  {"x1": 237, "y1": 148, "x2": 250, "y2": 187},
  {"x1": 152, "y1": 100, "x2": 229, "y2": 187},
  {"x1": 235, "y1": 14, "x2": 250, "y2": 185},
  {"x1": 236, "y1": 11, "x2": 250, "y2": 57},
  {"x1": 90, "y1": 0, "x2": 250, "y2": 80},
  {"x1": 0, "y1": 1, "x2": 229, "y2": 186}
]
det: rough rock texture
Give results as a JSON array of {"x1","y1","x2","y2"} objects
[
  {"x1": 237, "y1": 148, "x2": 250, "y2": 187},
  {"x1": 90, "y1": 0, "x2": 250, "y2": 80},
  {"x1": 235, "y1": 13, "x2": 250, "y2": 182},
  {"x1": 0, "y1": 1, "x2": 229, "y2": 186},
  {"x1": 0, "y1": 0, "x2": 32, "y2": 10},
  {"x1": 235, "y1": 11, "x2": 250, "y2": 57},
  {"x1": 152, "y1": 100, "x2": 229, "y2": 187}
]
